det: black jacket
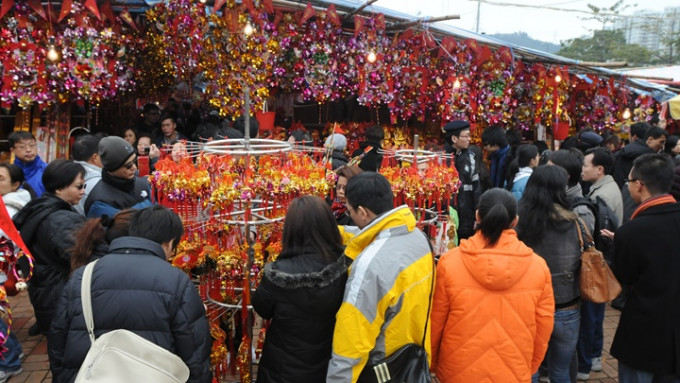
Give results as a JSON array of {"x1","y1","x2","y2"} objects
[
  {"x1": 13, "y1": 193, "x2": 84, "y2": 334},
  {"x1": 352, "y1": 140, "x2": 383, "y2": 172},
  {"x1": 47, "y1": 237, "x2": 212, "y2": 383},
  {"x1": 446, "y1": 144, "x2": 481, "y2": 239},
  {"x1": 330, "y1": 149, "x2": 349, "y2": 170},
  {"x1": 84, "y1": 171, "x2": 153, "y2": 218},
  {"x1": 611, "y1": 202, "x2": 680, "y2": 375},
  {"x1": 252, "y1": 249, "x2": 347, "y2": 383},
  {"x1": 612, "y1": 140, "x2": 653, "y2": 188}
]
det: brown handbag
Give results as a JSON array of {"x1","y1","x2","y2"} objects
[{"x1": 575, "y1": 218, "x2": 622, "y2": 303}]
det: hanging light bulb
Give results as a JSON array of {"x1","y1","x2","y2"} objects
[
  {"x1": 622, "y1": 108, "x2": 631, "y2": 120},
  {"x1": 199, "y1": 0, "x2": 206, "y2": 3},
  {"x1": 453, "y1": 78, "x2": 461, "y2": 89},
  {"x1": 243, "y1": 22, "x2": 254, "y2": 36},
  {"x1": 46, "y1": 36, "x2": 60, "y2": 62},
  {"x1": 47, "y1": 45, "x2": 59, "y2": 61},
  {"x1": 555, "y1": 74, "x2": 562, "y2": 83},
  {"x1": 366, "y1": 51, "x2": 377, "y2": 63}
]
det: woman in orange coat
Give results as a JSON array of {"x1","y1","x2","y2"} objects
[{"x1": 430, "y1": 188, "x2": 555, "y2": 383}]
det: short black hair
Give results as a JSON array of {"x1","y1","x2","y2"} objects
[
  {"x1": 129, "y1": 205, "x2": 184, "y2": 248},
  {"x1": 665, "y1": 135, "x2": 679, "y2": 155},
  {"x1": 159, "y1": 112, "x2": 176, "y2": 124},
  {"x1": 585, "y1": 147, "x2": 614, "y2": 175},
  {"x1": 345, "y1": 172, "x2": 393, "y2": 216},
  {"x1": 42, "y1": 159, "x2": 85, "y2": 193},
  {"x1": 365, "y1": 126, "x2": 384, "y2": 142},
  {"x1": 549, "y1": 149, "x2": 583, "y2": 187},
  {"x1": 72, "y1": 134, "x2": 102, "y2": 162},
  {"x1": 0, "y1": 163, "x2": 25, "y2": 185},
  {"x1": 142, "y1": 103, "x2": 160, "y2": 113},
  {"x1": 8, "y1": 131, "x2": 36, "y2": 148},
  {"x1": 234, "y1": 115, "x2": 259, "y2": 138},
  {"x1": 644, "y1": 126, "x2": 668, "y2": 141},
  {"x1": 631, "y1": 153, "x2": 674, "y2": 196},
  {"x1": 481, "y1": 126, "x2": 508, "y2": 147},
  {"x1": 630, "y1": 122, "x2": 650, "y2": 140}
]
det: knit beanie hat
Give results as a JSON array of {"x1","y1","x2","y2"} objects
[
  {"x1": 99, "y1": 136, "x2": 135, "y2": 171},
  {"x1": 324, "y1": 133, "x2": 347, "y2": 150}
]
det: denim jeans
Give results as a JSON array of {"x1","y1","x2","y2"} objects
[
  {"x1": 577, "y1": 300, "x2": 605, "y2": 373},
  {"x1": 619, "y1": 362, "x2": 680, "y2": 383},
  {"x1": 546, "y1": 308, "x2": 580, "y2": 383},
  {"x1": 0, "y1": 320, "x2": 22, "y2": 371}
]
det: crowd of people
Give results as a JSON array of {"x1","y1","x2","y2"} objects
[{"x1": 0, "y1": 107, "x2": 679, "y2": 383}]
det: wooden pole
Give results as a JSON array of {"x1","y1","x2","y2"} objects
[
  {"x1": 574, "y1": 61, "x2": 628, "y2": 68},
  {"x1": 387, "y1": 14, "x2": 461, "y2": 30},
  {"x1": 619, "y1": 73, "x2": 675, "y2": 82},
  {"x1": 343, "y1": 0, "x2": 380, "y2": 21}
]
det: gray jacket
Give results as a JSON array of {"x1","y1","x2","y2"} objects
[{"x1": 588, "y1": 175, "x2": 624, "y2": 227}]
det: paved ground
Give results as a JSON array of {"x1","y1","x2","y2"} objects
[{"x1": 3, "y1": 291, "x2": 623, "y2": 382}]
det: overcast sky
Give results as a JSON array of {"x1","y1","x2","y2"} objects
[{"x1": 370, "y1": 0, "x2": 680, "y2": 44}]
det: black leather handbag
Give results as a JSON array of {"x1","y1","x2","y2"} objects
[{"x1": 357, "y1": 256, "x2": 435, "y2": 383}]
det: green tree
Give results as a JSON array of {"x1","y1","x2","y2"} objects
[
  {"x1": 558, "y1": 29, "x2": 652, "y2": 65},
  {"x1": 583, "y1": 0, "x2": 635, "y2": 30}
]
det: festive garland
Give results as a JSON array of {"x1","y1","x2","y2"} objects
[
  {"x1": 49, "y1": 17, "x2": 137, "y2": 103},
  {"x1": 202, "y1": 9, "x2": 278, "y2": 117}
]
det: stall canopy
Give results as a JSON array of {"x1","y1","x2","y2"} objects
[{"x1": 256, "y1": 0, "x2": 678, "y2": 101}]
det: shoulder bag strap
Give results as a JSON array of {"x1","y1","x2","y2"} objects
[
  {"x1": 81, "y1": 259, "x2": 99, "y2": 345},
  {"x1": 422, "y1": 232, "x2": 436, "y2": 347},
  {"x1": 574, "y1": 217, "x2": 594, "y2": 250}
]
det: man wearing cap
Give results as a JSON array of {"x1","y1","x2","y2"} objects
[
  {"x1": 84, "y1": 136, "x2": 154, "y2": 218},
  {"x1": 444, "y1": 120, "x2": 481, "y2": 240}
]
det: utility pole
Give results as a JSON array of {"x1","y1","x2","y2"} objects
[{"x1": 475, "y1": 0, "x2": 481, "y2": 33}]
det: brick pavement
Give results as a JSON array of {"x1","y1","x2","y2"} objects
[{"x1": 3, "y1": 291, "x2": 623, "y2": 382}]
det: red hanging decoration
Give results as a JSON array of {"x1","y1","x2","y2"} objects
[
  {"x1": 299, "y1": 2, "x2": 315, "y2": 25},
  {"x1": 27, "y1": 0, "x2": 47, "y2": 20},
  {"x1": 58, "y1": 0, "x2": 72, "y2": 22},
  {"x1": 84, "y1": 0, "x2": 101, "y2": 20},
  {"x1": 0, "y1": 0, "x2": 14, "y2": 19}
]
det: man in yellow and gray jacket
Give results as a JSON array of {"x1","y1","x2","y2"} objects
[{"x1": 327, "y1": 172, "x2": 435, "y2": 383}]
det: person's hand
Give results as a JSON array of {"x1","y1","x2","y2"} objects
[
  {"x1": 600, "y1": 229, "x2": 615, "y2": 240},
  {"x1": 148, "y1": 144, "x2": 161, "y2": 159}
]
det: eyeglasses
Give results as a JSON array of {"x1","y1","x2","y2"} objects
[
  {"x1": 13, "y1": 143, "x2": 37, "y2": 151},
  {"x1": 76, "y1": 183, "x2": 87, "y2": 190}
]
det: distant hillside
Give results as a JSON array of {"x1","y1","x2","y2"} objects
[{"x1": 490, "y1": 32, "x2": 561, "y2": 54}]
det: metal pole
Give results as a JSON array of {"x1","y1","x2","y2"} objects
[
  {"x1": 413, "y1": 134, "x2": 419, "y2": 165},
  {"x1": 476, "y1": 0, "x2": 481, "y2": 33},
  {"x1": 244, "y1": 85, "x2": 251, "y2": 150}
]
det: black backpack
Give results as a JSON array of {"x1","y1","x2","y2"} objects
[{"x1": 570, "y1": 195, "x2": 619, "y2": 263}]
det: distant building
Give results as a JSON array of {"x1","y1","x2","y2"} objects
[{"x1": 614, "y1": 7, "x2": 680, "y2": 53}]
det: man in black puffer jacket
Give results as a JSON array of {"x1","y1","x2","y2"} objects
[
  {"x1": 48, "y1": 206, "x2": 212, "y2": 383},
  {"x1": 84, "y1": 136, "x2": 154, "y2": 218}
]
